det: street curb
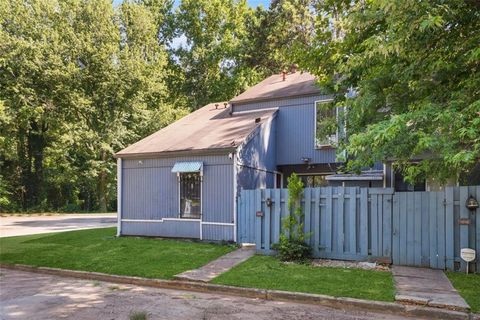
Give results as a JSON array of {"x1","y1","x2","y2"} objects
[{"x1": 0, "y1": 263, "x2": 472, "y2": 319}]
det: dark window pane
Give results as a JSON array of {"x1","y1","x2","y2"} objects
[{"x1": 180, "y1": 172, "x2": 201, "y2": 219}]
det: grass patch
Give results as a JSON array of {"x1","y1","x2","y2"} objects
[
  {"x1": 212, "y1": 255, "x2": 395, "y2": 302},
  {"x1": 0, "y1": 228, "x2": 235, "y2": 279},
  {"x1": 446, "y1": 272, "x2": 480, "y2": 313}
]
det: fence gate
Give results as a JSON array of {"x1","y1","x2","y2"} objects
[{"x1": 392, "y1": 186, "x2": 480, "y2": 271}]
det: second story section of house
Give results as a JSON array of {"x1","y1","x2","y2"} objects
[{"x1": 230, "y1": 69, "x2": 340, "y2": 167}]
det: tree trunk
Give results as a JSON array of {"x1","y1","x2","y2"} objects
[{"x1": 98, "y1": 150, "x2": 108, "y2": 212}]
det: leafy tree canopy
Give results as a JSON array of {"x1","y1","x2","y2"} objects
[{"x1": 297, "y1": 0, "x2": 480, "y2": 183}]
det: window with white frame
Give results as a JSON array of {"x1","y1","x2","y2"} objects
[
  {"x1": 179, "y1": 172, "x2": 201, "y2": 219},
  {"x1": 315, "y1": 100, "x2": 338, "y2": 147}
]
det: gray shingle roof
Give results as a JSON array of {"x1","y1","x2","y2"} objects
[
  {"x1": 115, "y1": 103, "x2": 277, "y2": 158},
  {"x1": 230, "y1": 71, "x2": 320, "y2": 104}
]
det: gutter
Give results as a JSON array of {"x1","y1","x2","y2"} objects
[
  {"x1": 229, "y1": 91, "x2": 323, "y2": 106},
  {"x1": 114, "y1": 147, "x2": 236, "y2": 160},
  {"x1": 116, "y1": 158, "x2": 122, "y2": 237}
]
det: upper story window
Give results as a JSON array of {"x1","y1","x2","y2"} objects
[{"x1": 315, "y1": 100, "x2": 338, "y2": 148}]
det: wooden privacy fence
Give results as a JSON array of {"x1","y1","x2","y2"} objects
[{"x1": 237, "y1": 186, "x2": 480, "y2": 272}]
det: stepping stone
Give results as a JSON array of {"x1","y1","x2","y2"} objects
[
  {"x1": 392, "y1": 266, "x2": 470, "y2": 311},
  {"x1": 174, "y1": 246, "x2": 255, "y2": 282}
]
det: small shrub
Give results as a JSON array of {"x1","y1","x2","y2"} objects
[
  {"x1": 273, "y1": 173, "x2": 311, "y2": 262},
  {"x1": 129, "y1": 311, "x2": 147, "y2": 320},
  {"x1": 272, "y1": 237, "x2": 311, "y2": 263}
]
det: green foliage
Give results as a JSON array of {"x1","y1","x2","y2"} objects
[
  {"x1": 273, "y1": 173, "x2": 311, "y2": 262},
  {"x1": 0, "y1": 0, "x2": 185, "y2": 212},
  {"x1": 296, "y1": 0, "x2": 480, "y2": 183}
]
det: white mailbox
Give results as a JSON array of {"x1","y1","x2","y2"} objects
[
  {"x1": 460, "y1": 248, "x2": 476, "y2": 262},
  {"x1": 461, "y1": 248, "x2": 476, "y2": 274}
]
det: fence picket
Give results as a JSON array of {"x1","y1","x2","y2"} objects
[
  {"x1": 437, "y1": 191, "x2": 446, "y2": 270},
  {"x1": 325, "y1": 187, "x2": 333, "y2": 253},
  {"x1": 445, "y1": 187, "x2": 455, "y2": 270},
  {"x1": 255, "y1": 189, "x2": 262, "y2": 251},
  {"x1": 392, "y1": 194, "x2": 400, "y2": 264},
  {"x1": 459, "y1": 187, "x2": 469, "y2": 272},
  {"x1": 429, "y1": 192, "x2": 438, "y2": 269},
  {"x1": 273, "y1": 188, "x2": 281, "y2": 245},
  {"x1": 337, "y1": 187, "x2": 345, "y2": 254},
  {"x1": 304, "y1": 188, "x2": 312, "y2": 247},
  {"x1": 264, "y1": 189, "x2": 271, "y2": 254},
  {"x1": 313, "y1": 188, "x2": 320, "y2": 255},
  {"x1": 349, "y1": 187, "x2": 357, "y2": 254},
  {"x1": 360, "y1": 188, "x2": 368, "y2": 256},
  {"x1": 371, "y1": 194, "x2": 378, "y2": 257}
]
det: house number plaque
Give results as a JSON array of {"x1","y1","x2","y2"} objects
[
  {"x1": 459, "y1": 218, "x2": 470, "y2": 225},
  {"x1": 256, "y1": 211, "x2": 264, "y2": 217}
]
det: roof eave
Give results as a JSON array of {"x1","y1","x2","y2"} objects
[
  {"x1": 230, "y1": 91, "x2": 323, "y2": 106},
  {"x1": 115, "y1": 147, "x2": 236, "y2": 159}
]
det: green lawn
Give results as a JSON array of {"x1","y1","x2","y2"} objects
[
  {"x1": 212, "y1": 255, "x2": 395, "y2": 302},
  {"x1": 446, "y1": 272, "x2": 480, "y2": 313},
  {"x1": 0, "y1": 228, "x2": 235, "y2": 279}
]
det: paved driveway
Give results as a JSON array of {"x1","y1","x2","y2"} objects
[
  {"x1": 0, "y1": 214, "x2": 117, "y2": 237},
  {"x1": 0, "y1": 269, "x2": 425, "y2": 320}
]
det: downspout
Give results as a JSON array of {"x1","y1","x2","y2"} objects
[
  {"x1": 116, "y1": 158, "x2": 122, "y2": 237},
  {"x1": 233, "y1": 152, "x2": 238, "y2": 243}
]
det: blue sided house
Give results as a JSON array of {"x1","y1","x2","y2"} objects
[{"x1": 114, "y1": 69, "x2": 449, "y2": 242}]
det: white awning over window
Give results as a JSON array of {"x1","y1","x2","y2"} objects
[{"x1": 171, "y1": 161, "x2": 203, "y2": 173}]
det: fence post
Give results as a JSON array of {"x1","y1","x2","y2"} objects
[
  {"x1": 304, "y1": 188, "x2": 312, "y2": 246},
  {"x1": 255, "y1": 189, "x2": 263, "y2": 253},
  {"x1": 264, "y1": 189, "x2": 271, "y2": 254},
  {"x1": 459, "y1": 187, "x2": 470, "y2": 272},
  {"x1": 445, "y1": 187, "x2": 455, "y2": 271}
]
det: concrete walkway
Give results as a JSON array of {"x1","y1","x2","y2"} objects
[
  {"x1": 175, "y1": 246, "x2": 255, "y2": 282},
  {"x1": 392, "y1": 266, "x2": 469, "y2": 311}
]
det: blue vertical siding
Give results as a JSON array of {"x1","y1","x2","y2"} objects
[
  {"x1": 232, "y1": 95, "x2": 337, "y2": 165},
  {"x1": 121, "y1": 154, "x2": 234, "y2": 239},
  {"x1": 237, "y1": 112, "x2": 277, "y2": 190}
]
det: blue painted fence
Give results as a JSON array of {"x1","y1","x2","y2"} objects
[{"x1": 237, "y1": 186, "x2": 480, "y2": 272}]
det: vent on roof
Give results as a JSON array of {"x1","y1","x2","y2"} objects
[{"x1": 255, "y1": 117, "x2": 261, "y2": 123}]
